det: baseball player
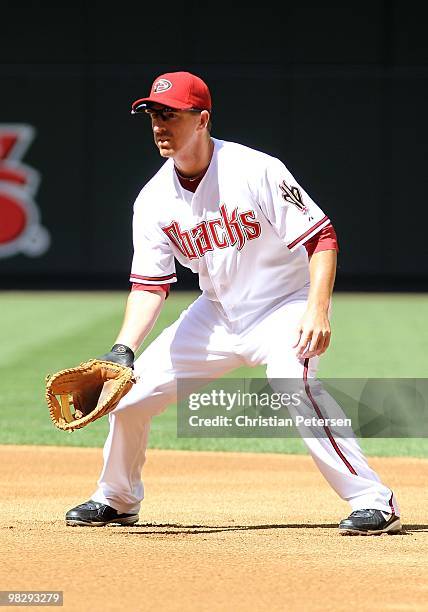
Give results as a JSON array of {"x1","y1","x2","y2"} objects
[{"x1": 66, "y1": 71, "x2": 401, "y2": 535}]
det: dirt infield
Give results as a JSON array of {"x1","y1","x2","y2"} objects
[{"x1": 0, "y1": 445, "x2": 427, "y2": 611}]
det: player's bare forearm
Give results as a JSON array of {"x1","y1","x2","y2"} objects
[
  {"x1": 307, "y1": 249, "x2": 337, "y2": 312},
  {"x1": 114, "y1": 289, "x2": 166, "y2": 354},
  {"x1": 294, "y1": 249, "x2": 337, "y2": 358}
]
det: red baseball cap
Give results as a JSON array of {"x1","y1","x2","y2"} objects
[{"x1": 131, "y1": 71, "x2": 212, "y2": 113}]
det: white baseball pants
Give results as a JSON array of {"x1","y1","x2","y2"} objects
[{"x1": 92, "y1": 295, "x2": 399, "y2": 517}]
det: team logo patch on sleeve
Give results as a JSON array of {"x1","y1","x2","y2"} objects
[{"x1": 279, "y1": 180, "x2": 313, "y2": 220}]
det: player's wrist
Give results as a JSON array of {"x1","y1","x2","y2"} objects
[
  {"x1": 306, "y1": 301, "x2": 330, "y2": 315},
  {"x1": 98, "y1": 344, "x2": 135, "y2": 368}
]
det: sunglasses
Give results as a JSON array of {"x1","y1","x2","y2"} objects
[{"x1": 131, "y1": 103, "x2": 205, "y2": 120}]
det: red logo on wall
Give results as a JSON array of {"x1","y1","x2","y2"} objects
[{"x1": 0, "y1": 124, "x2": 50, "y2": 258}]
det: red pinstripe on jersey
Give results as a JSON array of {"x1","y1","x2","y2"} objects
[
  {"x1": 287, "y1": 216, "x2": 330, "y2": 251},
  {"x1": 303, "y1": 358, "x2": 358, "y2": 476},
  {"x1": 129, "y1": 273, "x2": 176, "y2": 283}
]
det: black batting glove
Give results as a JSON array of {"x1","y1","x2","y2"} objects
[{"x1": 98, "y1": 343, "x2": 135, "y2": 368}]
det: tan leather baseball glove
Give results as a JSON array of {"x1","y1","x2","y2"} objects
[{"x1": 45, "y1": 358, "x2": 136, "y2": 432}]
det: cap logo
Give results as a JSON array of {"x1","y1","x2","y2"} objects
[{"x1": 153, "y1": 79, "x2": 172, "y2": 94}]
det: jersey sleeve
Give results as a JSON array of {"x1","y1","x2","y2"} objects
[
  {"x1": 131, "y1": 282, "x2": 171, "y2": 298},
  {"x1": 129, "y1": 195, "x2": 177, "y2": 286},
  {"x1": 257, "y1": 158, "x2": 330, "y2": 252},
  {"x1": 304, "y1": 223, "x2": 339, "y2": 257}
]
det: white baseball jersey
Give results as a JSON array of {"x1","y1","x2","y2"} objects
[{"x1": 130, "y1": 138, "x2": 330, "y2": 321}]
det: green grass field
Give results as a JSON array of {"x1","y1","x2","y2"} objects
[{"x1": 1, "y1": 291, "x2": 427, "y2": 457}]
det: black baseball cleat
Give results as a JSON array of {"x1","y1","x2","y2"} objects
[
  {"x1": 66, "y1": 500, "x2": 139, "y2": 527},
  {"x1": 339, "y1": 509, "x2": 402, "y2": 536}
]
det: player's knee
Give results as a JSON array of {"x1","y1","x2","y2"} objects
[{"x1": 113, "y1": 380, "x2": 175, "y2": 417}]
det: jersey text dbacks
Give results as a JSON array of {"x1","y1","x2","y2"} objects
[{"x1": 161, "y1": 203, "x2": 261, "y2": 259}]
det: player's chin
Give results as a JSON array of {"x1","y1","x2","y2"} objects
[
  {"x1": 156, "y1": 143, "x2": 174, "y2": 158},
  {"x1": 158, "y1": 149, "x2": 173, "y2": 158}
]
